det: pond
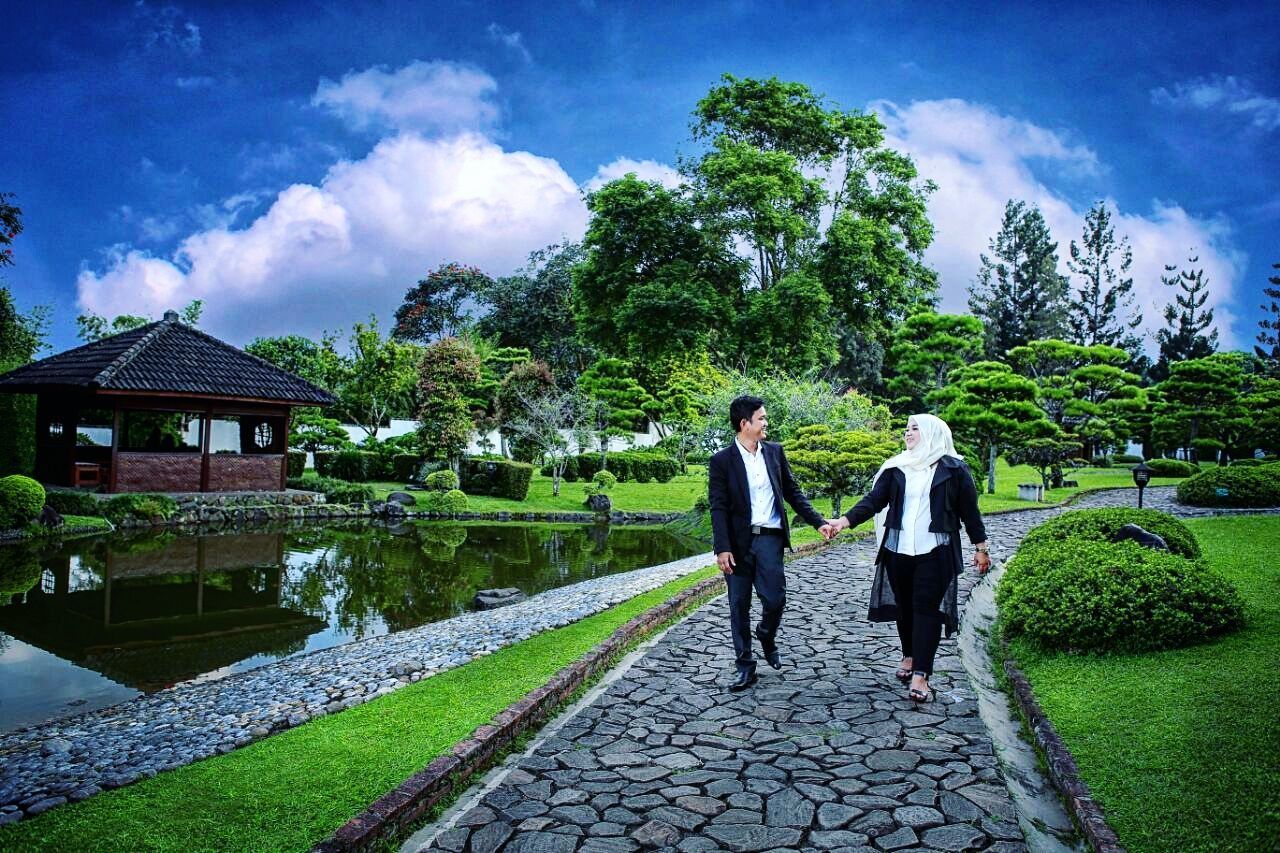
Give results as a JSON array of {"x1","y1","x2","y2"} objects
[{"x1": 0, "y1": 521, "x2": 705, "y2": 733}]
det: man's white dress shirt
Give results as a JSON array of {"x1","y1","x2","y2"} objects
[{"x1": 736, "y1": 439, "x2": 782, "y2": 528}]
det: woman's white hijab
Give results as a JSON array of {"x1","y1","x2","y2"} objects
[{"x1": 871, "y1": 414, "x2": 961, "y2": 547}]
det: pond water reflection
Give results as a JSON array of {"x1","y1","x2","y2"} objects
[{"x1": 0, "y1": 521, "x2": 704, "y2": 732}]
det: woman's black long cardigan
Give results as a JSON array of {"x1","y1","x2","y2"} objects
[{"x1": 841, "y1": 455, "x2": 987, "y2": 636}]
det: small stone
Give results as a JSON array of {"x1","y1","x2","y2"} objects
[
  {"x1": 816, "y1": 802, "x2": 862, "y2": 829},
  {"x1": 469, "y1": 821, "x2": 514, "y2": 853},
  {"x1": 504, "y1": 830, "x2": 579, "y2": 853},
  {"x1": 674, "y1": 795, "x2": 726, "y2": 816},
  {"x1": 892, "y1": 804, "x2": 944, "y2": 829},
  {"x1": 875, "y1": 825, "x2": 920, "y2": 850},
  {"x1": 548, "y1": 788, "x2": 589, "y2": 806},
  {"x1": 25, "y1": 796, "x2": 67, "y2": 816},
  {"x1": 704, "y1": 824, "x2": 802, "y2": 851},
  {"x1": 765, "y1": 788, "x2": 815, "y2": 827},
  {"x1": 921, "y1": 823, "x2": 989, "y2": 851},
  {"x1": 630, "y1": 819, "x2": 681, "y2": 847}
]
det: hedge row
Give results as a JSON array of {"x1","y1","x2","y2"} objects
[
  {"x1": 998, "y1": 508, "x2": 1242, "y2": 653},
  {"x1": 1176, "y1": 463, "x2": 1280, "y2": 508},
  {"x1": 459, "y1": 458, "x2": 533, "y2": 501},
  {"x1": 313, "y1": 450, "x2": 386, "y2": 482},
  {"x1": 287, "y1": 473, "x2": 376, "y2": 504},
  {"x1": 1144, "y1": 457, "x2": 1198, "y2": 478},
  {"x1": 541, "y1": 451, "x2": 679, "y2": 484}
]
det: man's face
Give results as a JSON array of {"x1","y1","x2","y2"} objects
[{"x1": 740, "y1": 407, "x2": 768, "y2": 443}]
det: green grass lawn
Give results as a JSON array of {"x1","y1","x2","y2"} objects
[
  {"x1": 1006, "y1": 515, "x2": 1280, "y2": 853},
  {"x1": 0, "y1": 567, "x2": 720, "y2": 853}
]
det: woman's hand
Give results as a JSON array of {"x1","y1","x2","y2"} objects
[{"x1": 973, "y1": 542, "x2": 992, "y2": 574}]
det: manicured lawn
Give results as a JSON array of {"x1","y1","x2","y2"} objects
[
  {"x1": 1006, "y1": 515, "x2": 1280, "y2": 853},
  {"x1": 0, "y1": 567, "x2": 720, "y2": 853}
]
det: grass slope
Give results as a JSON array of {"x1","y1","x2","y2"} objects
[
  {"x1": 0, "y1": 567, "x2": 719, "y2": 853},
  {"x1": 1008, "y1": 515, "x2": 1280, "y2": 852}
]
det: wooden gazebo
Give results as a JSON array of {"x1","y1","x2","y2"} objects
[{"x1": 0, "y1": 311, "x2": 335, "y2": 493}]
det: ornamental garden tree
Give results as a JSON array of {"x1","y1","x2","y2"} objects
[
  {"x1": 886, "y1": 311, "x2": 984, "y2": 413},
  {"x1": 783, "y1": 424, "x2": 898, "y2": 514}
]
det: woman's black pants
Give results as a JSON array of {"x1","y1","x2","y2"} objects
[{"x1": 887, "y1": 545, "x2": 950, "y2": 676}]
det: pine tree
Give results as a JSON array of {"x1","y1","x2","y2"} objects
[
  {"x1": 1256, "y1": 262, "x2": 1280, "y2": 376},
  {"x1": 968, "y1": 200, "x2": 1068, "y2": 359},
  {"x1": 1152, "y1": 255, "x2": 1218, "y2": 381},
  {"x1": 1065, "y1": 200, "x2": 1141, "y2": 355}
]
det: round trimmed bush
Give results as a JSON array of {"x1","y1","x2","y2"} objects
[
  {"x1": 1176, "y1": 465, "x2": 1280, "y2": 508},
  {"x1": 0, "y1": 475, "x2": 47, "y2": 530},
  {"x1": 1113, "y1": 453, "x2": 1143, "y2": 465},
  {"x1": 1018, "y1": 507, "x2": 1201, "y2": 559},
  {"x1": 428, "y1": 489, "x2": 469, "y2": 514},
  {"x1": 997, "y1": 538, "x2": 1244, "y2": 653},
  {"x1": 592, "y1": 470, "x2": 617, "y2": 491},
  {"x1": 1145, "y1": 458, "x2": 1197, "y2": 478},
  {"x1": 424, "y1": 470, "x2": 460, "y2": 492}
]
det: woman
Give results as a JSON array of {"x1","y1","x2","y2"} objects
[{"x1": 826, "y1": 414, "x2": 991, "y2": 702}]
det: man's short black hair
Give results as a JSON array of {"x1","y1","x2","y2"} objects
[{"x1": 729, "y1": 395, "x2": 766, "y2": 434}]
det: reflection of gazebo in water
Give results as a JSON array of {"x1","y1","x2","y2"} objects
[
  {"x1": 0, "y1": 532, "x2": 326, "y2": 691},
  {"x1": 0, "y1": 310, "x2": 334, "y2": 492}
]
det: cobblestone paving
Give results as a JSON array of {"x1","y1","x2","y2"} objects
[{"x1": 416, "y1": 487, "x2": 1267, "y2": 853}]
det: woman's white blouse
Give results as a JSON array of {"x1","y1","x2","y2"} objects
[{"x1": 886, "y1": 465, "x2": 951, "y2": 556}]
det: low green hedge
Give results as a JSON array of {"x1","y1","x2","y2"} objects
[
  {"x1": 1145, "y1": 457, "x2": 1198, "y2": 478},
  {"x1": 43, "y1": 490, "x2": 104, "y2": 518},
  {"x1": 286, "y1": 450, "x2": 306, "y2": 479},
  {"x1": 460, "y1": 458, "x2": 533, "y2": 500},
  {"x1": 1018, "y1": 507, "x2": 1201, "y2": 559},
  {"x1": 998, "y1": 533, "x2": 1243, "y2": 653},
  {"x1": 102, "y1": 493, "x2": 179, "y2": 523},
  {"x1": 1113, "y1": 453, "x2": 1143, "y2": 464},
  {"x1": 1228, "y1": 457, "x2": 1261, "y2": 467},
  {"x1": 286, "y1": 473, "x2": 374, "y2": 505},
  {"x1": 1176, "y1": 464, "x2": 1280, "y2": 508},
  {"x1": 542, "y1": 450, "x2": 679, "y2": 484},
  {"x1": 313, "y1": 450, "x2": 383, "y2": 482},
  {"x1": 0, "y1": 475, "x2": 45, "y2": 530}
]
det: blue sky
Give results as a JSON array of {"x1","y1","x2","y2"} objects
[{"x1": 5, "y1": 0, "x2": 1278, "y2": 355}]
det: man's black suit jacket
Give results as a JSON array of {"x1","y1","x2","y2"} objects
[{"x1": 708, "y1": 440, "x2": 826, "y2": 562}]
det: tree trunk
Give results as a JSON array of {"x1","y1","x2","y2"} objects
[
  {"x1": 831, "y1": 495, "x2": 842, "y2": 515},
  {"x1": 987, "y1": 444, "x2": 997, "y2": 494}
]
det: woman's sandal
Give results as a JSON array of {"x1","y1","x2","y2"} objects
[
  {"x1": 908, "y1": 684, "x2": 935, "y2": 703},
  {"x1": 894, "y1": 665, "x2": 913, "y2": 683}
]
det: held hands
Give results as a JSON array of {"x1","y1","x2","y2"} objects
[{"x1": 820, "y1": 517, "x2": 850, "y2": 540}]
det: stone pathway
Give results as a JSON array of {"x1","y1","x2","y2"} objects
[{"x1": 408, "y1": 487, "x2": 1271, "y2": 853}]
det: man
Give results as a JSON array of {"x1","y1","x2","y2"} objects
[{"x1": 708, "y1": 395, "x2": 833, "y2": 691}]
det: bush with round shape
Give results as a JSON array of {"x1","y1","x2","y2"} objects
[
  {"x1": 997, "y1": 538, "x2": 1244, "y2": 653},
  {"x1": 1145, "y1": 458, "x2": 1198, "y2": 478},
  {"x1": 1229, "y1": 458, "x2": 1261, "y2": 467},
  {"x1": 0, "y1": 545, "x2": 42, "y2": 597},
  {"x1": 592, "y1": 470, "x2": 617, "y2": 491},
  {"x1": 427, "y1": 489, "x2": 469, "y2": 514},
  {"x1": 0, "y1": 475, "x2": 46, "y2": 530},
  {"x1": 1018, "y1": 507, "x2": 1201, "y2": 559},
  {"x1": 424, "y1": 470, "x2": 460, "y2": 492},
  {"x1": 1113, "y1": 453, "x2": 1143, "y2": 465},
  {"x1": 1176, "y1": 465, "x2": 1280, "y2": 508}
]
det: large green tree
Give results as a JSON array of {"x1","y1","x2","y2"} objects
[
  {"x1": 416, "y1": 337, "x2": 482, "y2": 468},
  {"x1": 76, "y1": 299, "x2": 204, "y2": 341},
  {"x1": 886, "y1": 312, "x2": 984, "y2": 413},
  {"x1": 968, "y1": 200, "x2": 1068, "y2": 358},
  {"x1": 742, "y1": 270, "x2": 839, "y2": 375},
  {"x1": 1065, "y1": 200, "x2": 1141, "y2": 354},
  {"x1": 337, "y1": 318, "x2": 423, "y2": 439},
  {"x1": 783, "y1": 424, "x2": 898, "y2": 514},
  {"x1": 1255, "y1": 262, "x2": 1280, "y2": 376},
  {"x1": 1152, "y1": 354, "x2": 1243, "y2": 463},
  {"x1": 245, "y1": 333, "x2": 345, "y2": 392},
  {"x1": 393, "y1": 263, "x2": 490, "y2": 344},
  {"x1": 0, "y1": 286, "x2": 46, "y2": 476},
  {"x1": 1153, "y1": 255, "x2": 1218, "y2": 382},
  {"x1": 0, "y1": 193, "x2": 22, "y2": 267}
]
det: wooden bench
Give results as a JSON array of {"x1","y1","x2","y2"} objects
[{"x1": 73, "y1": 462, "x2": 102, "y2": 488}]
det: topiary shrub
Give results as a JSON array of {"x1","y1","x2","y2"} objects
[
  {"x1": 286, "y1": 473, "x2": 372, "y2": 505},
  {"x1": 0, "y1": 475, "x2": 46, "y2": 530},
  {"x1": 460, "y1": 458, "x2": 532, "y2": 500},
  {"x1": 314, "y1": 449, "x2": 380, "y2": 482},
  {"x1": 102, "y1": 493, "x2": 178, "y2": 523},
  {"x1": 1018, "y1": 507, "x2": 1201, "y2": 559},
  {"x1": 584, "y1": 469, "x2": 618, "y2": 500},
  {"x1": 393, "y1": 453, "x2": 426, "y2": 483},
  {"x1": 1113, "y1": 453, "x2": 1142, "y2": 465},
  {"x1": 427, "y1": 488, "x2": 469, "y2": 514},
  {"x1": 1145, "y1": 458, "x2": 1198, "y2": 478},
  {"x1": 286, "y1": 450, "x2": 306, "y2": 479},
  {"x1": 1229, "y1": 458, "x2": 1261, "y2": 467},
  {"x1": 1176, "y1": 466, "x2": 1280, "y2": 508},
  {"x1": 43, "y1": 490, "x2": 102, "y2": 517},
  {"x1": 998, "y1": 537, "x2": 1244, "y2": 653},
  {"x1": 1091, "y1": 455, "x2": 1112, "y2": 468},
  {"x1": 0, "y1": 545, "x2": 41, "y2": 597},
  {"x1": 424, "y1": 470, "x2": 460, "y2": 493}
]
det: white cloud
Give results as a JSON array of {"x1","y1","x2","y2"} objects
[
  {"x1": 312, "y1": 60, "x2": 500, "y2": 134},
  {"x1": 132, "y1": 2, "x2": 201, "y2": 55},
  {"x1": 585, "y1": 157, "x2": 683, "y2": 192},
  {"x1": 486, "y1": 23, "x2": 532, "y2": 62},
  {"x1": 1152, "y1": 76, "x2": 1280, "y2": 131},
  {"x1": 78, "y1": 133, "x2": 589, "y2": 343},
  {"x1": 175, "y1": 75, "x2": 215, "y2": 89},
  {"x1": 874, "y1": 98, "x2": 1247, "y2": 350}
]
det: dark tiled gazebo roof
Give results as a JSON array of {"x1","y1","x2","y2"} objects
[{"x1": 0, "y1": 313, "x2": 335, "y2": 406}]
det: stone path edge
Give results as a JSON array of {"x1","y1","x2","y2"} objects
[
  {"x1": 309, "y1": 538, "x2": 837, "y2": 853},
  {"x1": 999, "y1": 635, "x2": 1126, "y2": 853}
]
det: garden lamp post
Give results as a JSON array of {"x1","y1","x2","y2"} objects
[{"x1": 1132, "y1": 460, "x2": 1153, "y2": 508}]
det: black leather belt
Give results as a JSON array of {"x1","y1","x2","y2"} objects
[{"x1": 751, "y1": 525, "x2": 784, "y2": 536}]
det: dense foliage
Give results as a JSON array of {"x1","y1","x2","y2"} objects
[
  {"x1": 459, "y1": 458, "x2": 533, "y2": 500},
  {"x1": 1176, "y1": 463, "x2": 1280, "y2": 508},
  {"x1": 101, "y1": 493, "x2": 179, "y2": 523},
  {"x1": 0, "y1": 474, "x2": 45, "y2": 529},
  {"x1": 1017, "y1": 507, "x2": 1201, "y2": 559}
]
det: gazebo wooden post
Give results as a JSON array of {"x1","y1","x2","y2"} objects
[
  {"x1": 280, "y1": 408, "x2": 291, "y2": 491},
  {"x1": 109, "y1": 405, "x2": 121, "y2": 493},
  {"x1": 199, "y1": 407, "x2": 212, "y2": 492}
]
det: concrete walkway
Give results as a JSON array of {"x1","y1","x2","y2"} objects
[{"x1": 404, "y1": 486, "x2": 1272, "y2": 853}]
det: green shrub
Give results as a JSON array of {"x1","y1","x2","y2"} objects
[
  {"x1": 424, "y1": 470, "x2": 459, "y2": 492},
  {"x1": 998, "y1": 537, "x2": 1244, "y2": 653},
  {"x1": 43, "y1": 491, "x2": 102, "y2": 517},
  {"x1": 286, "y1": 473, "x2": 373, "y2": 505},
  {"x1": 0, "y1": 475, "x2": 47, "y2": 529},
  {"x1": 692, "y1": 493, "x2": 710, "y2": 513},
  {"x1": 1145, "y1": 457, "x2": 1198, "y2": 478},
  {"x1": 393, "y1": 453, "x2": 426, "y2": 483},
  {"x1": 1113, "y1": 453, "x2": 1142, "y2": 464},
  {"x1": 1091, "y1": 455, "x2": 1112, "y2": 468},
  {"x1": 0, "y1": 384, "x2": 35, "y2": 478},
  {"x1": 460, "y1": 458, "x2": 533, "y2": 500},
  {"x1": 1019, "y1": 507, "x2": 1201, "y2": 559},
  {"x1": 1176, "y1": 466, "x2": 1280, "y2": 508},
  {"x1": 554, "y1": 450, "x2": 679, "y2": 484},
  {"x1": 286, "y1": 450, "x2": 306, "y2": 479},
  {"x1": 1229, "y1": 457, "x2": 1261, "y2": 467},
  {"x1": 313, "y1": 449, "x2": 381, "y2": 482},
  {"x1": 0, "y1": 545, "x2": 41, "y2": 596},
  {"x1": 102, "y1": 493, "x2": 178, "y2": 523},
  {"x1": 426, "y1": 488, "x2": 469, "y2": 514}
]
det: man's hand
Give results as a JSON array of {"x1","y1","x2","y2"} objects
[
  {"x1": 717, "y1": 551, "x2": 736, "y2": 575},
  {"x1": 825, "y1": 517, "x2": 850, "y2": 537},
  {"x1": 818, "y1": 523, "x2": 836, "y2": 540}
]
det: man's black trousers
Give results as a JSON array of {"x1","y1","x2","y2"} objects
[{"x1": 725, "y1": 532, "x2": 786, "y2": 676}]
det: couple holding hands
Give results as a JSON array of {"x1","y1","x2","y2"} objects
[{"x1": 707, "y1": 395, "x2": 991, "y2": 701}]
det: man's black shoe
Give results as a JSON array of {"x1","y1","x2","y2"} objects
[
  {"x1": 762, "y1": 647, "x2": 782, "y2": 669},
  {"x1": 728, "y1": 671, "x2": 758, "y2": 692}
]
